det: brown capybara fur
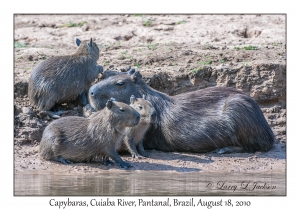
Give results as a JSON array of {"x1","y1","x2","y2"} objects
[
  {"x1": 88, "y1": 69, "x2": 275, "y2": 154},
  {"x1": 28, "y1": 38, "x2": 102, "y2": 116},
  {"x1": 118, "y1": 95, "x2": 156, "y2": 158},
  {"x1": 39, "y1": 98, "x2": 140, "y2": 169}
]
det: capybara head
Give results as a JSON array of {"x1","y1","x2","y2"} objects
[
  {"x1": 75, "y1": 38, "x2": 100, "y2": 60},
  {"x1": 130, "y1": 95, "x2": 156, "y2": 124},
  {"x1": 105, "y1": 97, "x2": 140, "y2": 128},
  {"x1": 89, "y1": 69, "x2": 144, "y2": 110}
]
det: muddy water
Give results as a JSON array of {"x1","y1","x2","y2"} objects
[{"x1": 14, "y1": 171, "x2": 285, "y2": 196}]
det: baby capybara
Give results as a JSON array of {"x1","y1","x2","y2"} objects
[{"x1": 39, "y1": 98, "x2": 140, "y2": 169}]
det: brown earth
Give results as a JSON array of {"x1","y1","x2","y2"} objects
[{"x1": 14, "y1": 14, "x2": 286, "y2": 174}]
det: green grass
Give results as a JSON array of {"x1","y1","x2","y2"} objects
[
  {"x1": 220, "y1": 59, "x2": 226, "y2": 63},
  {"x1": 147, "y1": 43, "x2": 158, "y2": 51},
  {"x1": 103, "y1": 60, "x2": 110, "y2": 66},
  {"x1": 169, "y1": 48, "x2": 173, "y2": 51},
  {"x1": 191, "y1": 56, "x2": 212, "y2": 73},
  {"x1": 177, "y1": 20, "x2": 186, "y2": 24},
  {"x1": 277, "y1": 52, "x2": 281, "y2": 55},
  {"x1": 143, "y1": 19, "x2": 152, "y2": 27},
  {"x1": 24, "y1": 68, "x2": 31, "y2": 71},
  {"x1": 234, "y1": 46, "x2": 241, "y2": 50},
  {"x1": 134, "y1": 63, "x2": 141, "y2": 68},
  {"x1": 243, "y1": 45, "x2": 259, "y2": 50},
  {"x1": 198, "y1": 56, "x2": 212, "y2": 66},
  {"x1": 37, "y1": 52, "x2": 46, "y2": 60},
  {"x1": 126, "y1": 56, "x2": 133, "y2": 59},
  {"x1": 14, "y1": 41, "x2": 27, "y2": 48},
  {"x1": 272, "y1": 42, "x2": 283, "y2": 46},
  {"x1": 234, "y1": 45, "x2": 259, "y2": 50},
  {"x1": 198, "y1": 60, "x2": 212, "y2": 66},
  {"x1": 121, "y1": 51, "x2": 127, "y2": 55},
  {"x1": 166, "y1": 41, "x2": 176, "y2": 46},
  {"x1": 191, "y1": 67, "x2": 202, "y2": 74},
  {"x1": 242, "y1": 60, "x2": 250, "y2": 66},
  {"x1": 102, "y1": 44, "x2": 111, "y2": 50},
  {"x1": 59, "y1": 21, "x2": 86, "y2": 28}
]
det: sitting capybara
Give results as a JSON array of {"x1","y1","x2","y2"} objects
[
  {"x1": 88, "y1": 69, "x2": 275, "y2": 154},
  {"x1": 119, "y1": 95, "x2": 156, "y2": 158},
  {"x1": 39, "y1": 98, "x2": 140, "y2": 169},
  {"x1": 28, "y1": 38, "x2": 103, "y2": 118}
]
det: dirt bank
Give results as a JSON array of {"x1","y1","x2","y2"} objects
[{"x1": 14, "y1": 14, "x2": 286, "y2": 174}]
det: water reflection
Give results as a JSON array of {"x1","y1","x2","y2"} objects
[{"x1": 14, "y1": 171, "x2": 285, "y2": 196}]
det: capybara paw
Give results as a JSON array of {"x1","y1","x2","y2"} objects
[
  {"x1": 132, "y1": 154, "x2": 139, "y2": 159},
  {"x1": 56, "y1": 157, "x2": 73, "y2": 165},
  {"x1": 118, "y1": 162, "x2": 132, "y2": 169},
  {"x1": 140, "y1": 151, "x2": 150, "y2": 158},
  {"x1": 214, "y1": 146, "x2": 244, "y2": 154},
  {"x1": 83, "y1": 104, "x2": 96, "y2": 117},
  {"x1": 216, "y1": 148, "x2": 232, "y2": 154},
  {"x1": 132, "y1": 154, "x2": 146, "y2": 159},
  {"x1": 103, "y1": 159, "x2": 114, "y2": 166},
  {"x1": 41, "y1": 110, "x2": 64, "y2": 119}
]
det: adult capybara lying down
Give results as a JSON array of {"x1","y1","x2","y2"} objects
[
  {"x1": 39, "y1": 98, "x2": 140, "y2": 169},
  {"x1": 88, "y1": 69, "x2": 275, "y2": 154},
  {"x1": 28, "y1": 38, "x2": 103, "y2": 118}
]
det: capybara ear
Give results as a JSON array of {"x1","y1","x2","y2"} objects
[
  {"x1": 130, "y1": 95, "x2": 136, "y2": 104},
  {"x1": 76, "y1": 38, "x2": 81, "y2": 46},
  {"x1": 142, "y1": 94, "x2": 146, "y2": 99},
  {"x1": 106, "y1": 100, "x2": 113, "y2": 109},
  {"x1": 131, "y1": 71, "x2": 142, "y2": 82},
  {"x1": 110, "y1": 97, "x2": 116, "y2": 102},
  {"x1": 89, "y1": 38, "x2": 93, "y2": 46},
  {"x1": 128, "y1": 68, "x2": 136, "y2": 75}
]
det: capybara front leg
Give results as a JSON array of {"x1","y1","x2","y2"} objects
[
  {"x1": 109, "y1": 149, "x2": 132, "y2": 169},
  {"x1": 124, "y1": 137, "x2": 141, "y2": 159},
  {"x1": 137, "y1": 140, "x2": 150, "y2": 157}
]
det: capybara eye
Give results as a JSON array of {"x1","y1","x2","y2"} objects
[
  {"x1": 119, "y1": 108, "x2": 125, "y2": 112},
  {"x1": 90, "y1": 92, "x2": 94, "y2": 96},
  {"x1": 117, "y1": 80, "x2": 124, "y2": 86},
  {"x1": 138, "y1": 105, "x2": 142, "y2": 109}
]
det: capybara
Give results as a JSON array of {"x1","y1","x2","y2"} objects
[
  {"x1": 119, "y1": 95, "x2": 157, "y2": 158},
  {"x1": 88, "y1": 69, "x2": 275, "y2": 154},
  {"x1": 39, "y1": 98, "x2": 140, "y2": 169},
  {"x1": 28, "y1": 38, "x2": 103, "y2": 118}
]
